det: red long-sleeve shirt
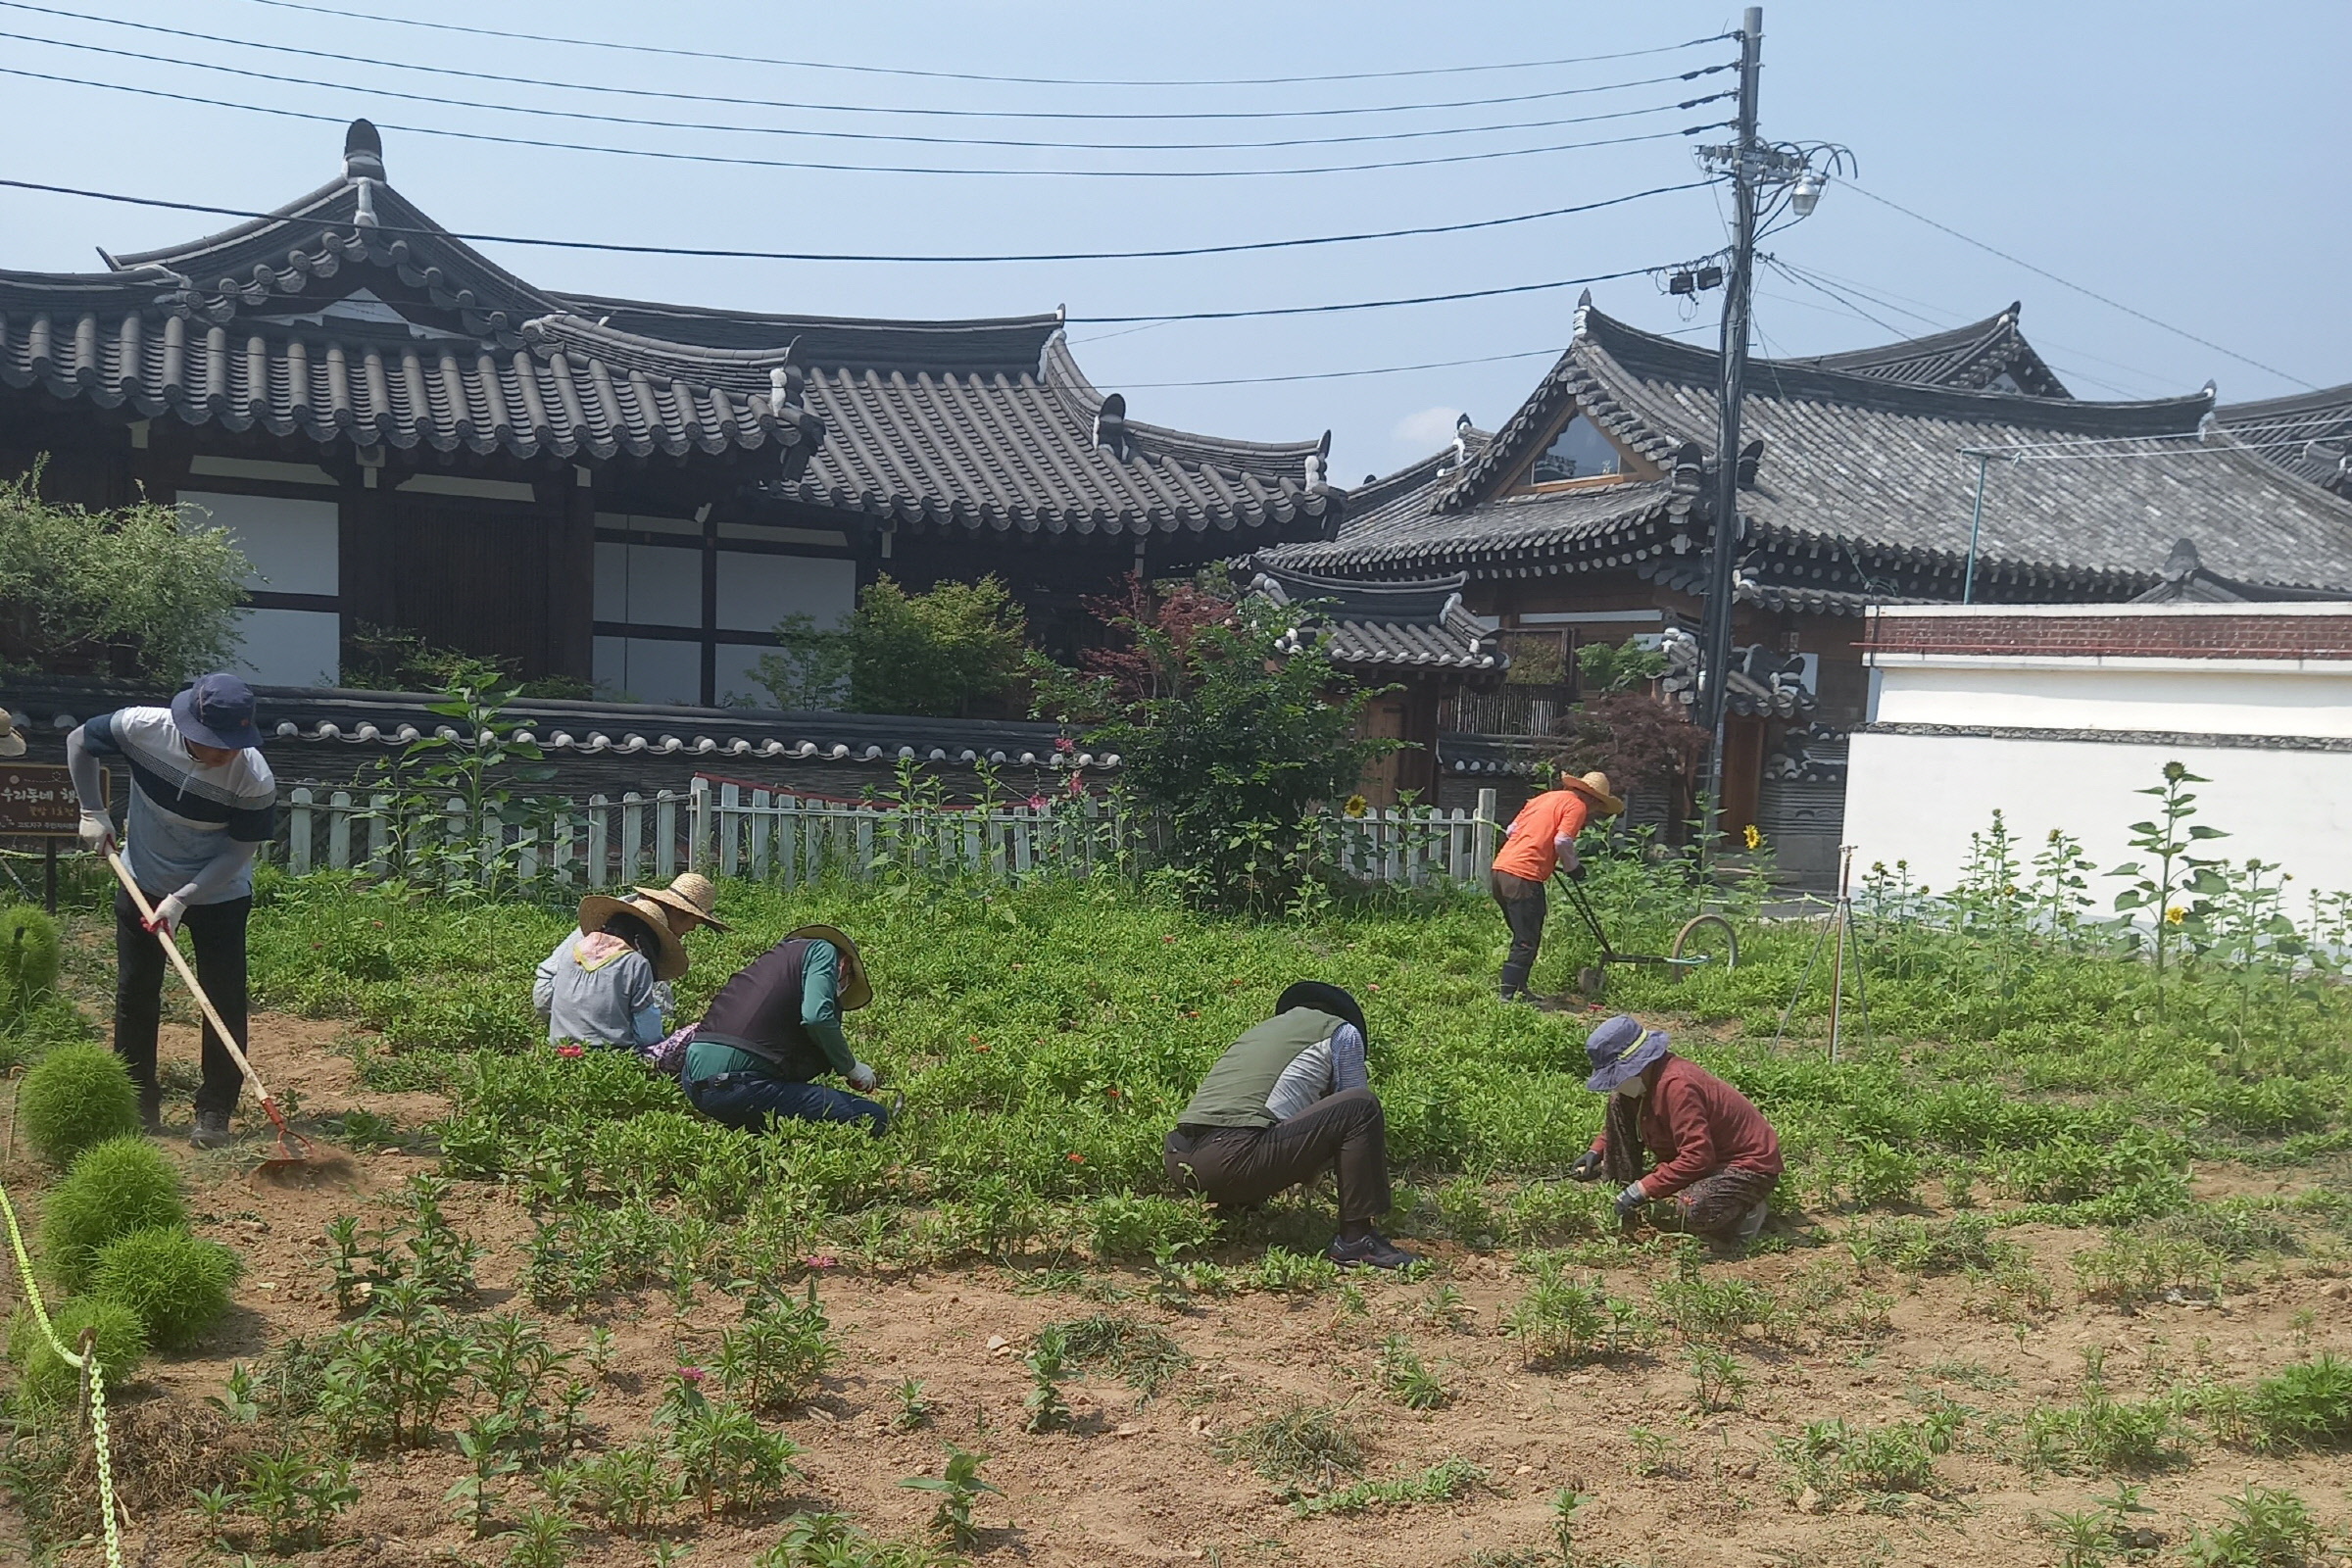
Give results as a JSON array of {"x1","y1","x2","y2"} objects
[{"x1": 1590, "y1": 1055, "x2": 1782, "y2": 1200}]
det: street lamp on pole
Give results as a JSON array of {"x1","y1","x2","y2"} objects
[{"x1": 1690, "y1": 7, "x2": 1853, "y2": 874}]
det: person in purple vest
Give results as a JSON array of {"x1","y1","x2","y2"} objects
[{"x1": 678, "y1": 924, "x2": 888, "y2": 1134}]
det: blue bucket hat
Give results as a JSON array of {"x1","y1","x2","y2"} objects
[
  {"x1": 1584, "y1": 1013, "x2": 1671, "y2": 1093},
  {"x1": 171, "y1": 672, "x2": 264, "y2": 751}
]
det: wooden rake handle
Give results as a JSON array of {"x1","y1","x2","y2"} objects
[{"x1": 105, "y1": 850, "x2": 277, "y2": 1110}]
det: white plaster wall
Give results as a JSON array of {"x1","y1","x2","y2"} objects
[
  {"x1": 229, "y1": 608, "x2": 341, "y2": 688},
  {"x1": 1874, "y1": 661, "x2": 2352, "y2": 740},
  {"x1": 1845, "y1": 731, "x2": 2352, "y2": 899},
  {"x1": 180, "y1": 490, "x2": 339, "y2": 595}
]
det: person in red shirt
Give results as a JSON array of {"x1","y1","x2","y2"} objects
[
  {"x1": 1568, "y1": 1013, "x2": 1782, "y2": 1245},
  {"x1": 1489, "y1": 769, "x2": 1621, "y2": 1001}
]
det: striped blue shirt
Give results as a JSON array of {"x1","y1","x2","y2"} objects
[{"x1": 77, "y1": 707, "x2": 275, "y2": 904}]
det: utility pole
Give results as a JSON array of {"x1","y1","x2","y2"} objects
[
  {"x1": 1695, "y1": 7, "x2": 1765, "y2": 869},
  {"x1": 1691, "y1": 14, "x2": 1849, "y2": 873}
]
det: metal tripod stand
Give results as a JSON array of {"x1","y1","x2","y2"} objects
[{"x1": 1772, "y1": 843, "x2": 1871, "y2": 1062}]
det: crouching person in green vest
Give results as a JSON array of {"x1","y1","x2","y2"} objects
[
  {"x1": 1164, "y1": 982, "x2": 1416, "y2": 1271},
  {"x1": 679, "y1": 924, "x2": 890, "y2": 1135}
]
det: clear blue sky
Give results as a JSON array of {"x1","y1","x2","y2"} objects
[{"x1": 2, "y1": 0, "x2": 2343, "y2": 484}]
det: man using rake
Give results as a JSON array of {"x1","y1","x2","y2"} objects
[{"x1": 1489, "y1": 767, "x2": 1622, "y2": 1002}]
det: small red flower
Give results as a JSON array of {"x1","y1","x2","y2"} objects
[
  {"x1": 1066, "y1": 1152, "x2": 1086, "y2": 1164},
  {"x1": 805, "y1": 1252, "x2": 839, "y2": 1270},
  {"x1": 1025, "y1": 795, "x2": 1051, "y2": 811},
  {"x1": 1054, "y1": 736, "x2": 1076, "y2": 755},
  {"x1": 974, "y1": 1044, "x2": 992, "y2": 1054},
  {"x1": 557, "y1": 1044, "x2": 584, "y2": 1059},
  {"x1": 1103, "y1": 1086, "x2": 1120, "y2": 1099},
  {"x1": 1184, "y1": 1010, "x2": 1200, "y2": 1019},
  {"x1": 1162, "y1": 935, "x2": 1177, "y2": 945}
]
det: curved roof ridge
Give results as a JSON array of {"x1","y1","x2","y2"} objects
[
  {"x1": 1795, "y1": 302, "x2": 2072, "y2": 398},
  {"x1": 110, "y1": 174, "x2": 356, "y2": 270},
  {"x1": 1581, "y1": 305, "x2": 2209, "y2": 433},
  {"x1": 1038, "y1": 331, "x2": 1335, "y2": 480}
]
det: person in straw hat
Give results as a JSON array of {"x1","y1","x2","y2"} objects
[
  {"x1": 679, "y1": 923, "x2": 889, "y2": 1135},
  {"x1": 1568, "y1": 1013, "x2": 1782, "y2": 1246},
  {"x1": 1489, "y1": 766, "x2": 1623, "y2": 1002},
  {"x1": 533, "y1": 872, "x2": 728, "y2": 1053},
  {"x1": 0, "y1": 707, "x2": 25, "y2": 759}
]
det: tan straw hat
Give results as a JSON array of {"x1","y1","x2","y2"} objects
[
  {"x1": 575, "y1": 892, "x2": 691, "y2": 981},
  {"x1": 785, "y1": 924, "x2": 872, "y2": 1011},
  {"x1": 0, "y1": 709, "x2": 23, "y2": 760},
  {"x1": 629, "y1": 871, "x2": 731, "y2": 934},
  {"x1": 1559, "y1": 769, "x2": 1625, "y2": 817}
]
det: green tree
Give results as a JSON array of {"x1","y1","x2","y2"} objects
[
  {"x1": 0, "y1": 463, "x2": 248, "y2": 682},
  {"x1": 756, "y1": 575, "x2": 1028, "y2": 717},
  {"x1": 1067, "y1": 593, "x2": 1391, "y2": 911}
]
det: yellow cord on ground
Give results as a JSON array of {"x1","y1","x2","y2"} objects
[{"x1": 0, "y1": 1180, "x2": 126, "y2": 1568}]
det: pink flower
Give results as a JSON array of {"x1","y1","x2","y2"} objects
[
  {"x1": 1054, "y1": 736, "x2": 1076, "y2": 755},
  {"x1": 805, "y1": 1252, "x2": 839, "y2": 1270},
  {"x1": 1065, "y1": 774, "x2": 1087, "y2": 800},
  {"x1": 1025, "y1": 795, "x2": 1050, "y2": 811},
  {"x1": 557, "y1": 1045, "x2": 584, "y2": 1059},
  {"x1": 676, "y1": 1365, "x2": 707, "y2": 1384}
]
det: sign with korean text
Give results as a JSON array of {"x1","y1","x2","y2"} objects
[{"x1": 0, "y1": 763, "x2": 101, "y2": 836}]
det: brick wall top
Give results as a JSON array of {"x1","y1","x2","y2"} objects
[{"x1": 1864, "y1": 611, "x2": 2352, "y2": 661}]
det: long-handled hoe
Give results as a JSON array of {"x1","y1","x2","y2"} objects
[{"x1": 106, "y1": 851, "x2": 355, "y2": 1187}]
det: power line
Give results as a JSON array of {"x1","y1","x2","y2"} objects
[
  {"x1": 1758, "y1": 254, "x2": 1908, "y2": 339},
  {"x1": 0, "y1": 29, "x2": 1734, "y2": 153},
  {"x1": 1070, "y1": 348, "x2": 1564, "y2": 389},
  {"x1": 0, "y1": 65, "x2": 1735, "y2": 179},
  {"x1": 0, "y1": 174, "x2": 1717, "y2": 265},
  {"x1": 1843, "y1": 180, "x2": 2317, "y2": 391},
  {"x1": 0, "y1": 3, "x2": 1734, "y2": 123},
  {"x1": 1073, "y1": 265, "x2": 1669, "y2": 324},
  {"x1": 226, "y1": 0, "x2": 1734, "y2": 89}
]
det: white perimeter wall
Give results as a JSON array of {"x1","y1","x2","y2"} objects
[
  {"x1": 180, "y1": 490, "x2": 340, "y2": 687},
  {"x1": 1845, "y1": 656, "x2": 2352, "y2": 897}
]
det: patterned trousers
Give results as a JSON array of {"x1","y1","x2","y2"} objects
[{"x1": 1672, "y1": 1166, "x2": 1779, "y2": 1240}]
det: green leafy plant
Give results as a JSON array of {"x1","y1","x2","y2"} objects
[
  {"x1": 901, "y1": 1445, "x2": 1002, "y2": 1552},
  {"x1": 1291, "y1": 1455, "x2": 1487, "y2": 1517},
  {"x1": 1021, "y1": 1330, "x2": 1072, "y2": 1434},
  {"x1": 447, "y1": 1413, "x2": 521, "y2": 1539},
  {"x1": 232, "y1": 1444, "x2": 360, "y2": 1553},
  {"x1": 759, "y1": 574, "x2": 1029, "y2": 717},
  {"x1": 16, "y1": 1043, "x2": 142, "y2": 1167},
  {"x1": 364, "y1": 677, "x2": 564, "y2": 899},
  {"x1": 669, "y1": 1397, "x2": 804, "y2": 1518},
  {"x1": 891, "y1": 1377, "x2": 935, "y2": 1432},
  {"x1": 1376, "y1": 1333, "x2": 1447, "y2": 1410},
  {"x1": 499, "y1": 1505, "x2": 576, "y2": 1568},
  {"x1": 714, "y1": 1282, "x2": 840, "y2": 1410},
  {"x1": 89, "y1": 1225, "x2": 240, "y2": 1348},
  {"x1": 0, "y1": 905, "x2": 63, "y2": 1024},
  {"x1": 2183, "y1": 1486, "x2": 2322, "y2": 1567},
  {"x1": 2246, "y1": 1355, "x2": 2352, "y2": 1450},
  {"x1": 1685, "y1": 1344, "x2": 1747, "y2": 1412},
  {"x1": 38, "y1": 1135, "x2": 186, "y2": 1288},
  {"x1": 2109, "y1": 760, "x2": 2228, "y2": 979},
  {"x1": 1503, "y1": 1257, "x2": 1649, "y2": 1368},
  {"x1": 8, "y1": 1294, "x2": 146, "y2": 1408},
  {"x1": 0, "y1": 465, "x2": 250, "y2": 682}
]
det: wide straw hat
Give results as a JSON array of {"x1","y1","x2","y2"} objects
[
  {"x1": 1275, "y1": 979, "x2": 1367, "y2": 1041},
  {"x1": 785, "y1": 924, "x2": 872, "y2": 1011},
  {"x1": 630, "y1": 871, "x2": 731, "y2": 934},
  {"x1": 1558, "y1": 769, "x2": 1625, "y2": 817},
  {"x1": 0, "y1": 709, "x2": 23, "y2": 760},
  {"x1": 1584, "y1": 1012, "x2": 1672, "y2": 1093},
  {"x1": 575, "y1": 892, "x2": 691, "y2": 981}
]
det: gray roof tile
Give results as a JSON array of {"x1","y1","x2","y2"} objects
[
  {"x1": 2215, "y1": 383, "x2": 2352, "y2": 499},
  {"x1": 1242, "y1": 555, "x2": 1505, "y2": 672}
]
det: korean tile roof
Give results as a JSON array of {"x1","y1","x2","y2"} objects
[
  {"x1": 2214, "y1": 383, "x2": 2352, "y2": 500},
  {"x1": 1271, "y1": 296, "x2": 2352, "y2": 604},
  {"x1": 1791, "y1": 304, "x2": 2071, "y2": 398},
  {"x1": 0, "y1": 121, "x2": 1341, "y2": 542},
  {"x1": 1241, "y1": 555, "x2": 1505, "y2": 673}
]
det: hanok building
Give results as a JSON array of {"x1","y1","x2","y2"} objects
[
  {"x1": 1268, "y1": 296, "x2": 2352, "y2": 877},
  {"x1": 0, "y1": 121, "x2": 1341, "y2": 717}
]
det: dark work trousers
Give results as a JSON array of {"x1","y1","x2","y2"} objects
[
  {"x1": 1491, "y1": 869, "x2": 1548, "y2": 999},
  {"x1": 114, "y1": 886, "x2": 252, "y2": 1117},
  {"x1": 685, "y1": 1070, "x2": 890, "y2": 1136},
  {"x1": 1163, "y1": 1087, "x2": 1394, "y2": 1223}
]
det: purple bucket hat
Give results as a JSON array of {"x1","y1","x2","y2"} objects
[{"x1": 1584, "y1": 1013, "x2": 1671, "y2": 1093}]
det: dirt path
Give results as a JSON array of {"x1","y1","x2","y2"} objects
[{"x1": 9, "y1": 1013, "x2": 2351, "y2": 1567}]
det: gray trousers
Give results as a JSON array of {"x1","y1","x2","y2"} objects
[{"x1": 1164, "y1": 1088, "x2": 1394, "y2": 1224}]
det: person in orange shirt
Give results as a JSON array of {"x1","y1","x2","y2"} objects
[{"x1": 1490, "y1": 768, "x2": 1622, "y2": 1001}]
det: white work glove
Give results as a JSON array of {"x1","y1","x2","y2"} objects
[
  {"x1": 144, "y1": 893, "x2": 188, "y2": 938},
  {"x1": 78, "y1": 810, "x2": 118, "y2": 854},
  {"x1": 847, "y1": 1060, "x2": 879, "y2": 1094}
]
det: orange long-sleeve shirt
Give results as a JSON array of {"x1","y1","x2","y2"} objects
[{"x1": 1492, "y1": 789, "x2": 1592, "y2": 883}]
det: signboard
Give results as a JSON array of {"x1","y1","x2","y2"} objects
[{"x1": 0, "y1": 763, "x2": 99, "y2": 837}]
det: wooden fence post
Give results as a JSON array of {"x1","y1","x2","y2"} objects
[
  {"x1": 288, "y1": 787, "x2": 314, "y2": 874},
  {"x1": 716, "y1": 781, "x2": 740, "y2": 879},
  {"x1": 367, "y1": 792, "x2": 391, "y2": 874},
  {"x1": 327, "y1": 789, "x2": 352, "y2": 872},
  {"x1": 1474, "y1": 788, "x2": 1499, "y2": 880},
  {"x1": 689, "y1": 777, "x2": 712, "y2": 874},
  {"x1": 552, "y1": 815, "x2": 574, "y2": 886},
  {"x1": 655, "y1": 793, "x2": 678, "y2": 881}
]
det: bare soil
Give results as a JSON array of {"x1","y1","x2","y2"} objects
[{"x1": 8, "y1": 1013, "x2": 2351, "y2": 1568}]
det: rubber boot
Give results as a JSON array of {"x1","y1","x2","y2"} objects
[
  {"x1": 1498, "y1": 959, "x2": 1534, "y2": 1003},
  {"x1": 138, "y1": 1083, "x2": 164, "y2": 1136}
]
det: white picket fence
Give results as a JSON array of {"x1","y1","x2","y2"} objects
[{"x1": 275, "y1": 778, "x2": 1504, "y2": 891}]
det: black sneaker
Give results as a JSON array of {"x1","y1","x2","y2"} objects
[
  {"x1": 1326, "y1": 1232, "x2": 1419, "y2": 1271},
  {"x1": 190, "y1": 1109, "x2": 234, "y2": 1150}
]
